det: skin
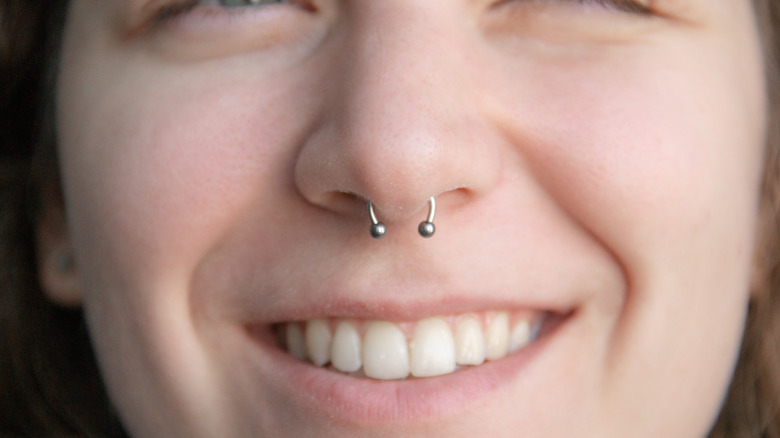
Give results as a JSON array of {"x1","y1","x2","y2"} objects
[{"x1": 51, "y1": 0, "x2": 766, "y2": 436}]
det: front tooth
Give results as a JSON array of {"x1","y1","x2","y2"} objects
[
  {"x1": 305, "y1": 319, "x2": 332, "y2": 366},
  {"x1": 484, "y1": 312, "x2": 509, "y2": 361},
  {"x1": 331, "y1": 321, "x2": 362, "y2": 373},
  {"x1": 454, "y1": 317, "x2": 486, "y2": 366},
  {"x1": 509, "y1": 320, "x2": 531, "y2": 353},
  {"x1": 285, "y1": 323, "x2": 308, "y2": 361},
  {"x1": 410, "y1": 318, "x2": 456, "y2": 377},
  {"x1": 362, "y1": 321, "x2": 410, "y2": 380}
]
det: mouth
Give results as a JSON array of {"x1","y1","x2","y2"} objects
[
  {"x1": 270, "y1": 310, "x2": 551, "y2": 380},
  {"x1": 244, "y1": 307, "x2": 570, "y2": 423}
]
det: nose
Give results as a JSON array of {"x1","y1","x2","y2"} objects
[{"x1": 294, "y1": 2, "x2": 501, "y2": 226}]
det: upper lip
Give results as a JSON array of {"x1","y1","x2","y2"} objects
[
  {"x1": 204, "y1": 275, "x2": 582, "y2": 325},
  {"x1": 193, "y1": 235, "x2": 609, "y2": 327}
]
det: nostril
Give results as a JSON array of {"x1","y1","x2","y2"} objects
[{"x1": 305, "y1": 191, "x2": 365, "y2": 217}]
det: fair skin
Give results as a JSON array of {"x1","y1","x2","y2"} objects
[{"x1": 50, "y1": 0, "x2": 766, "y2": 436}]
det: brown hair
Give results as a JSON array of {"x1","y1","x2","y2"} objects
[
  {"x1": 0, "y1": 1, "x2": 125, "y2": 435},
  {"x1": 0, "y1": 1, "x2": 779, "y2": 436},
  {"x1": 710, "y1": 1, "x2": 780, "y2": 436}
]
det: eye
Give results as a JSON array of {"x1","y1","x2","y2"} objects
[
  {"x1": 485, "y1": 0, "x2": 660, "y2": 46},
  {"x1": 150, "y1": 0, "x2": 291, "y2": 25},
  {"x1": 498, "y1": 0, "x2": 652, "y2": 15},
  {"x1": 134, "y1": 0, "x2": 321, "y2": 61},
  {"x1": 579, "y1": 0, "x2": 651, "y2": 14},
  {"x1": 216, "y1": 0, "x2": 284, "y2": 7}
]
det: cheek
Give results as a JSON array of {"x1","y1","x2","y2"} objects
[
  {"x1": 485, "y1": 20, "x2": 765, "y2": 433},
  {"x1": 57, "y1": 63, "x2": 308, "y2": 289},
  {"x1": 491, "y1": 34, "x2": 765, "y2": 292},
  {"x1": 55, "y1": 45, "x2": 319, "y2": 433}
]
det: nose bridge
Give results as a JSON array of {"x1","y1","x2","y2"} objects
[
  {"x1": 347, "y1": 4, "x2": 458, "y2": 118},
  {"x1": 309, "y1": 4, "x2": 476, "y2": 219},
  {"x1": 342, "y1": 4, "x2": 467, "y2": 209}
]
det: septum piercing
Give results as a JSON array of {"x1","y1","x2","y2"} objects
[
  {"x1": 418, "y1": 197, "x2": 436, "y2": 238},
  {"x1": 368, "y1": 197, "x2": 436, "y2": 239},
  {"x1": 368, "y1": 200, "x2": 387, "y2": 238}
]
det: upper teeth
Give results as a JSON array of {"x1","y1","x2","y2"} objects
[{"x1": 282, "y1": 312, "x2": 540, "y2": 380}]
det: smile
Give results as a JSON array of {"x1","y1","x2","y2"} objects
[
  {"x1": 243, "y1": 301, "x2": 573, "y2": 423},
  {"x1": 276, "y1": 311, "x2": 547, "y2": 380}
]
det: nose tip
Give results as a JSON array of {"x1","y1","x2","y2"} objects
[
  {"x1": 293, "y1": 70, "x2": 499, "y2": 225},
  {"x1": 292, "y1": 3, "x2": 501, "y2": 231},
  {"x1": 340, "y1": 128, "x2": 451, "y2": 221}
]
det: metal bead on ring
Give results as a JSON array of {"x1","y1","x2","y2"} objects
[
  {"x1": 367, "y1": 197, "x2": 436, "y2": 239},
  {"x1": 367, "y1": 200, "x2": 386, "y2": 238},
  {"x1": 418, "y1": 197, "x2": 436, "y2": 238}
]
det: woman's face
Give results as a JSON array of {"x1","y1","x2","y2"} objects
[{"x1": 56, "y1": 1, "x2": 766, "y2": 436}]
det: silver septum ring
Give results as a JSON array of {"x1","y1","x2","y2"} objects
[{"x1": 368, "y1": 197, "x2": 436, "y2": 239}]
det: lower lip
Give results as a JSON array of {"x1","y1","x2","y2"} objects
[{"x1": 246, "y1": 318, "x2": 559, "y2": 424}]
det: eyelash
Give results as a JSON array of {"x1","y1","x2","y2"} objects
[
  {"x1": 568, "y1": 0, "x2": 650, "y2": 14},
  {"x1": 151, "y1": 0, "x2": 286, "y2": 25},
  {"x1": 151, "y1": 0, "x2": 651, "y2": 24}
]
